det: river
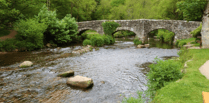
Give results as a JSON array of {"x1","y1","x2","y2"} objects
[{"x1": 0, "y1": 37, "x2": 179, "y2": 103}]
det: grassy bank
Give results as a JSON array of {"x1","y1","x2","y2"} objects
[
  {"x1": 153, "y1": 49, "x2": 209, "y2": 103},
  {"x1": 123, "y1": 49, "x2": 209, "y2": 103}
]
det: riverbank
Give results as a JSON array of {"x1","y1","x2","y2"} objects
[{"x1": 153, "y1": 49, "x2": 209, "y2": 103}]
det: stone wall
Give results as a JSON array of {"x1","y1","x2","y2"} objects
[{"x1": 201, "y1": 3, "x2": 209, "y2": 48}]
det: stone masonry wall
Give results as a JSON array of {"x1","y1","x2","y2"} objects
[{"x1": 201, "y1": 3, "x2": 209, "y2": 48}]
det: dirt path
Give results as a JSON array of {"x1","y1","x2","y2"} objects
[{"x1": 0, "y1": 30, "x2": 17, "y2": 41}]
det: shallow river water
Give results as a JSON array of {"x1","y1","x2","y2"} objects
[{"x1": 0, "y1": 38, "x2": 179, "y2": 103}]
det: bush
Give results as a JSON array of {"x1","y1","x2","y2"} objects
[
  {"x1": 147, "y1": 58, "x2": 183, "y2": 95},
  {"x1": 87, "y1": 34, "x2": 100, "y2": 39},
  {"x1": 134, "y1": 38, "x2": 142, "y2": 45},
  {"x1": 90, "y1": 36, "x2": 104, "y2": 47},
  {"x1": 14, "y1": 18, "x2": 47, "y2": 51},
  {"x1": 157, "y1": 29, "x2": 174, "y2": 42},
  {"x1": 191, "y1": 23, "x2": 202, "y2": 38},
  {"x1": 83, "y1": 39, "x2": 92, "y2": 46},
  {"x1": 102, "y1": 21, "x2": 120, "y2": 35},
  {"x1": 102, "y1": 35, "x2": 110, "y2": 45},
  {"x1": 0, "y1": 39, "x2": 17, "y2": 51},
  {"x1": 35, "y1": 5, "x2": 78, "y2": 44},
  {"x1": 107, "y1": 35, "x2": 115, "y2": 44},
  {"x1": 81, "y1": 33, "x2": 88, "y2": 39},
  {"x1": 178, "y1": 41, "x2": 187, "y2": 48}
]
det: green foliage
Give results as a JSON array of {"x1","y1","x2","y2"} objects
[
  {"x1": 102, "y1": 21, "x2": 119, "y2": 35},
  {"x1": 147, "y1": 58, "x2": 183, "y2": 95},
  {"x1": 107, "y1": 35, "x2": 115, "y2": 44},
  {"x1": 81, "y1": 33, "x2": 88, "y2": 39},
  {"x1": 157, "y1": 29, "x2": 174, "y2": 42},
  {"x1": 191, "y1": 23, "x2": 202, "y2": 38},
  {"x1": 153, "y1": 49, "x2": 209, "y2": 103},
  {"x1": 0, "y1": 39, "x2": 17, "y2": 51},
  {"x1": 90, "y1": 36, "x2": 104, "y2": 47},
  {"x1": 114, "y1": 31, "x2": 135, "y2": 38},
  {"x1": 82, "y1": 33, "x2": 115, "y2": 46},
  {"x1": 83, "y1": 39, "x2": 92, "y2": 46},
  {"x1": 51, "y1": 0, "x2": 97, "y2": 21},
  {"x1": 175, "y1": 38, "x2": 196, "y2": 48},
  {"x1": 0, "y1": 29, "x2": 10, "y2": 37},
  {"x1": 177, "y1": 0, "x2": 207, "y2": 21},
  {"x1": 178, "y1": 41, "x2": 186, "y2": 48},
  {"x1": 36, "y1": 5, "x2": 78, "y2": 44},
  {"x1": 14, "y1": 18, "x2": 47, "y2": 51},
  {"x1": 122, "y1": 92, "x2": 144, "y2": 103},
  {"x1": 0, "y1": 0, "x2": 19, "y2": 29},
  {"x1": 177, "y1": 48, "x2": 192, "y2": 64},
  {"x1": 87, "y1": 34, "x2": 101, "y2": 39},
  {"x1": 133, "y1": 38, "x2": 142, "y2": 45},
  {"x1": 102, "y1": 35, "x2": 111, "y2": 45}
]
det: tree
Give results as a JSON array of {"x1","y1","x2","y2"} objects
[
  {"x1": 177, "y1": 0, "x2": 207, "y2": 21},
  {"x1": 50, "y1": 0, "x2": 97, "y2": 21}
]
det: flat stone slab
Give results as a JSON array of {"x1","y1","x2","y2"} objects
[
  {"x1": 199, "y1": 60, "x2": 209, "y2": 79},
  {"x1": 137, "y1": 45, "x2": 145, "y2": 48},
  {"x1": 66, "y1": 75, "x2": 93, "y2": 88},
  {"x1": 57, "y1": 70, "x2": 74, "y2": 77},
  {"x1": 19, "y1": 61, "x2": 33, "y2": 68}
]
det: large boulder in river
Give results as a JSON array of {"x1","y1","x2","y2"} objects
[
  {"x1": 66, "y1": 75, "x2": 93, "y2": 88},
  {"x1": 19, "y1": 61, "x2": 33, "y2": 68},
  {"x1": 57, "y1": 70, "x2": 74, "y2": 77}
]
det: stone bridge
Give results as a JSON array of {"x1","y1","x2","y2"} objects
[{"x1": 77, "y1": 19, "x2": 201, "y2": 43}]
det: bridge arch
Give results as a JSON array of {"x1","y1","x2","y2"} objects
[
  {"x1": 145, "y1": 27, "x2": 177, "y2": 43},
  {"x1": 77, "y1": 28, "x2": 101, "y2": 35},
  {"x1": 112, "y1": 27, "x2": 138, "y2": 36}
]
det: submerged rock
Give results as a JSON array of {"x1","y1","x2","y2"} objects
[
  {"x1": 66, "y1": 75, "x2": 93, "y2": 88},
  {"x1": 72, "y1": 45, "x2": 92, "y2": 55},
  {"x1": 57, "y1": 70, "x2": 74, "y2": 77},
  {"x1": 19, "y1": 61, "x2": 33, "y2": 68},
  {"x1": 137, "y1": 45, "x2": 145, "y2": 48}
]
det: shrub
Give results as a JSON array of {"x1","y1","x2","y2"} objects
[
  {"x1": 178, "y1": 41, "x2": 187, "y2": 48},
  {"x1": 81, "y1": 33, "x2": 88, "y2": 39},
  {"x1": 191, "y1": 23, "x2": 202, "y2": 38},
  {"x1": 87, "y1": 34, "x2": 100, "y2": 39},
  {"x1": 147, "y1": 58, "x2": 183, "y2": 95},
  {"x1": 90, "y1": 36, "x2": 104, "y2": 47},
  {"x1": 102, "y1": 35, "x2": 110, "y2": 45},
  {"x1": 83, "y1": 39, "x2": 92, "y2": 46},
  {"x1": 14, "y1": 18, "x2": 47, "y2": 51},
  {"x1": 157, "y1": 29, "x2": 174, "y2": 42},
  {"x1": 0, "y1": 39, "x2": 17, "y2": 51},
  {"x1": 177, "y1": 48, "x2": 192, "y2": 63},
  {"x1": 175, "y1": 40, "x2": 180, "y2": 46},
  {"x1": 107, "y1": 35, "x2": 115, "y2": 44},
  {"x1": 102, "y1": 21, "x2": 120, "y2": 35},
  {"x1": 134, "y1": 38, "x2": 142, "y2": 45},
  {"x1": 35, "y1": 5, "x2": 78, "y2": 44}
]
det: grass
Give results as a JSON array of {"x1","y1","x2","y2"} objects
[
  {"x1": 0, "y1": 29, "x2": 10, "y2": 37},
  {"x1": 176, "y1": 38, "x2": 200, "y2": 48},
  {"x1": 153, "y1": 49, "x2": 209, "y2": 103}
]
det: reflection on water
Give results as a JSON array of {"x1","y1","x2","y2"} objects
[
  {"x1": 148, "y1": 38, "x2": 175, "y2": 49},
  {"x1": 0, "y1": 37, "x2": 179, "y2": 103}
]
